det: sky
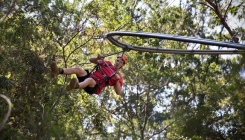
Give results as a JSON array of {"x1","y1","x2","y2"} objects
[{"x1": 168, "y1": 0, "x2": 245, "y2": 35}]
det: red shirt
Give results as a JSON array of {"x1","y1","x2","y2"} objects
[{"x1": 90, "y1": 60, "x2": 123, "y2": 94}]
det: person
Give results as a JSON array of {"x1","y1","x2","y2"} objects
[{"x1": 50, "y1": 54, "x2": 127, "y2": 95}]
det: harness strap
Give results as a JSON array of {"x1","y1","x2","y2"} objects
[
  {"x1": 90, "y1": 60, "x2": 117, "y2": 88},
  {"x1": 98, "y1": 59, "x2": 117, "y2": 86},
  {"x1": 89, "y1": 47, "x2": 128, "y2": 74},
  {"x1": 89, "y1": 49, "x2": 128, "y2": 92}
]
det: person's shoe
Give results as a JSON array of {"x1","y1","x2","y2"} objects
[
  {"x1": 51, "y1": 61, "x2": 60, "y2": 78},
  {"x1": 66, "y1": 78, "x2": 79, "y2": 91}
]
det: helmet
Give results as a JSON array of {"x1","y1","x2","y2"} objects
[{"x1": 118, "y1": 54, "x2": 128, "y2": 65}]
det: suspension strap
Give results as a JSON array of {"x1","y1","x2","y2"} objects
[
  {"x1": 102, "y1": 48, "x2": 129, "y2": 58},
  {"x1": 90, "y1": 63, "x2": 100, "y2": 74}
]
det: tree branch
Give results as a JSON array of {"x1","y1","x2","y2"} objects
[
  {"x1": 2, "y1": 0, "x2": 17, "y2": 21},
  {"x1": 0, "y1": 94, "x2": 12, "y2": 132},
  {"x1": 205, "y1": 0, "x2": 237, "y2": 42}
]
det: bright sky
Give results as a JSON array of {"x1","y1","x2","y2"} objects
[{"x1": 169, "y1": 0, "x2": 245, "y2": 34}]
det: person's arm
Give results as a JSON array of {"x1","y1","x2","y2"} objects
[
  {"x1": 89, "y1": 54, "x2": 103, "y2": 64},
  {"x1": 114, "y1": 74, "x2": 122, "y2": 95}
]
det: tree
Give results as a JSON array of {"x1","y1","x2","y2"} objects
[{"x1": 1, "y1": 0, "x2": 244, "y2": 139}]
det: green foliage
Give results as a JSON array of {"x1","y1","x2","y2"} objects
[{"x1": 0, "y1": 0, "x2": 245, "y2": 139}]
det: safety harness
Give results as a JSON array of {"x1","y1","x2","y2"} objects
[
  {"x1": 89, "y1": 49, "x2": 127, "y2": 86},
  {"x1": 90, "y1": 58, "x2": 117, "y2": 87}
]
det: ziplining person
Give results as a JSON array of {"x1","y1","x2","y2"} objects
[{"x1": 50, "y1": 54, "x2": 127, "y2": 95}]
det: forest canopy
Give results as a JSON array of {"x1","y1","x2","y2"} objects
[{"x1": 0, "y1": 0, "x2": 245, "y2": 139}]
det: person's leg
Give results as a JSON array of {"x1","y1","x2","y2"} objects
[
  {"x1": 51, "y1": 61, "x2": 87, "y2": 78},
  {"x1": 78, "y1": 78, "x2": 97, "y2": 88},
  {"x1": 63, "y1": 67, "x2": 87, "y2": 77},
  {"x1": 66, "y1": 77, "x2": 97, "y2": 91}
]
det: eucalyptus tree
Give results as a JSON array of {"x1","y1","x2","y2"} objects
[
  {"x1": 0, "y1": 0, "x2": 54, "y2": 139},
  {"x1": 163, "y1": 0, "x2": 245, "y2": 139},
  {"x1": 1, "y1": 0, "x2": 244, "y2": 139},
  {"x1": 0, "y1": 0, "x2": 103, "y2": 139},
  {"x1": 87, "y1": 1, "x2": 190, "y2": 139}
]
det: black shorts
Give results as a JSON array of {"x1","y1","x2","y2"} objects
[{"x1": 76, "y1": 70, "x2": 98, "y2": 94}]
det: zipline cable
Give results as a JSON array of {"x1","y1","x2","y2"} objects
[
  {"x1": 101, "y1": 49, "x2": 128, "y2": 58},
  {"x1": 106, "y1": 31, "x2": 245, "y2": 54}
]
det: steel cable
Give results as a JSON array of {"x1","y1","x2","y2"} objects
[{"x1": 106, "y1": 31, "x2": 245, "y2": 54}]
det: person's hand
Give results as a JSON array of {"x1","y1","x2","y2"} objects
[
  {"x1": 97, "y1": 54, "x2": 103, "y2": 60},
  {"x1": 115, "y1": 74, "x2": 120, "y2": 81}
]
